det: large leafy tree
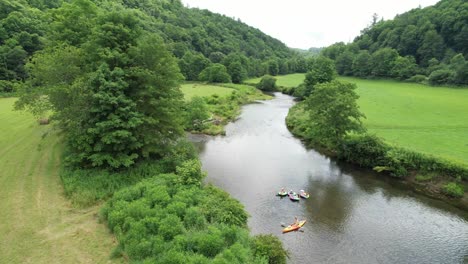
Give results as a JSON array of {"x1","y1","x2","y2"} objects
[
  {"x1": 17, "y1": 3, "x2": 184, "y2": 169},
  {"x1": 304, "y1": 81, "x2": 365, "y2": 148}
]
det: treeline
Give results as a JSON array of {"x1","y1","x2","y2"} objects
[
  {"x1": 0, "y1": 0, "x2": 308, "y2": 94},
  {"x1": 320, "y1": 0, "x2": 468, "y2": 86}
]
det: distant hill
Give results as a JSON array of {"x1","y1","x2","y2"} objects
[
  {"x1": 291, "y1": 47, "x2": 322, "y2": 58},
  {"x1": 0, "y1": 0, "x2": 302, "y2": 91},
  {"x1": 321, "y1": 0, "x2": 468, "y2": 85}
]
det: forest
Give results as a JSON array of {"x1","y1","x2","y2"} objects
[
  {"x1": 0, "y1": 0, "x2": 311, "y2": 95},
  {"x1": 320, "y1": 0, "x2": 468, "y2": 85}
]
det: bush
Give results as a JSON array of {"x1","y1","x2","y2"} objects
[
  {"x1": 251, "y1": 234, "x2": 288, "y2": 264},
  {"x1": 428, "y1": 69, "x2": 455, "y2": 85},
  {"x1": 442, "y1": 182, "x2": 464, "y2": 198},
  {"x1": 406, "y1": 74, "x2": 427, "y2": 83},
  {"x1": 339, "y1": 134, "x2": 388, "y2": 168},
  {"x1": 101, "y1": 171, "x2": 258, "y2": 262},
  {"x1": 0, "y1": 80, "x2": 18, "y2": 93},
  {"x1": 256, "y1": 75, "x2": 277, "y2": 91}
]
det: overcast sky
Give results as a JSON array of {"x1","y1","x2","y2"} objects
[{"x1": 181, "y1": 0, "x2": 440, "y2": 49}]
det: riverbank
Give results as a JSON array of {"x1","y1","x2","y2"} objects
[
  {"x1": 182, "y1": 83, "x2": 271, "y2": 135},
  {"x1": 286, "y1": 102, "x2": 468, "y2": 211},
  {"x1": 246, "y1": 74, "x2": 468, "y2": 165}
]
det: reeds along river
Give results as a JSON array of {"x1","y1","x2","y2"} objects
[{"x1": 189, "y1": 93, "x2": 468, "y2": 264}]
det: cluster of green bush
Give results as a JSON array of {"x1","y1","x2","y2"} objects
[
  {"x1": 100, "y1": 162, "x2": 287, "y2": 263},
  {"x1": 286, "y1": 103, "x2": 466, "y2": 198}
]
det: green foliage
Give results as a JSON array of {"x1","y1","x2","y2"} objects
[
  {"x1": 256, "y1": 75, "x2": 277, "y2": 91},
  {"x1": 442, "y1": 182, "x2": 464, "y2": 198},
  {"x1": 18, "y1": 4, "x2": 186, "y2": 169},
  {"x1": 339, "y1": 134, "x2": 388, "y2": 168},
  {"x1": 251, "y1": 234, "x2": 288, "y2": 264},
  {"x1": 179, "y1": 51, "x2": 211, "y2": 81},
  {"x1": 199, "y1": 64, "x2": 232, "y2": 83},
  {"x1": 415, "y1": 173, "x2": 436, "y2": 182},
  {"x1": 101, "y1": 172, "x2": 257, "y2": 262},
  {"x1": 304, "y1": 81, "x2": 365, "y2": 148},
  {"x1": 175, "y1": 159, "x2": 206, "y2": 186},
  {"x1": 429, "y1": 69, "x2": 455, "y2": 85},
  {"x1": 371, "y1": 48, "x2": 399, "y2": 77},
  {"x1": 201, "y1": 185, "x2": 248, "y2": 227},
  {"x1": 407, "y1": 74, "x2": 427, "y2": 83},
  {"x1": 61, "y1": 139, "x2": 198, "y2": 207},
  {"x1": 184, "y1": 96, "x2": 210, "y2": 131},
  {"x1": 321, "y1": 0, "x2": 468, "y2": 85},
  {"x1": 294, "y1": 56, "x2": 337, "y2": 99}
]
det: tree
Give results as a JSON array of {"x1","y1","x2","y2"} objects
[
  {"x1": 267, "y1": 59, "x2": 279, "y2": 76},
  {"x1": 198, "y1": 63, "x2": 231, "y2": 83},
  {"x1": 17, "y1": 7, "x2": 185, "y2": 169},
  {"x1": 335, "y1": 51, "x2": 355, "y2": 76},
  {"x1": 391, "y1": 56, "x2": 418, "y2": 80},
  {"x1": 371, "y1": 48, "x2": 399, "y2": 77},
  {"x1": 352, "y1": 50, "x2": 372, "y2": 77},
  {"x1": 417, "y1": 30, "x2": 445, "y2": 66},
  {"x1": 304, "y1": 80, "x2": 365, "y2": 148},
  {"x1": 184, "y1": 96, "x2": 210, "y2": 131},
  {"x1": 227, "y1": 61, "x2": 247, "y2": 84},
  {"x1": 256, "y1": 75, "x2": 277, "y2": 91},
  {"x1": 179, "y1": 51, "x2": 211, "y2": 81}
]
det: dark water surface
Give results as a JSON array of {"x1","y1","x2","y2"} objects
[{"x1": 189, "y1": 93, "x2": 468, "y2": 264}]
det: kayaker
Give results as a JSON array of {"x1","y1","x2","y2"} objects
[{"x1": 294, "y1": 216, "x2": 298, "y2": 225}]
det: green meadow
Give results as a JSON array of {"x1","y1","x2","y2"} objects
[
  {"x1": 181, "y1": 83, "x2": 235, "y2": 100},
  {"x1": 0, "y1": 98, "x2": 121, "y2": 263},
  {"x1": 245, "y1": 73, "x2": 305, "y2": 88},
  {"x1": 246, "y1": 74, "x2": 468, "y2": 164}
]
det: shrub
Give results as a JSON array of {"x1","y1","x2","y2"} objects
[
  {"x1": 406, "y1": 74, "x2": 427, "y2": 83},
  {"x1": 442, "y1": 182, "x2": 464, "y2": 198},
  {"x1": 256, "y1": 75, "x2": 277, "y2": 91},
  {"x1": 251, "y1": 234, "x2": 288, "y2": 264},
  {"x1": 339, "y1": 134, "x2": 388, "y2": 167},
  {"x1": 428, "y1": 69, "x2": 455, "y2": 85},
  {"x1": 101, "y1": 172, "x2": 259, "y2": 262},
  {"x1": 415, "y1": 173, "x2": 436, "y2": 182}
]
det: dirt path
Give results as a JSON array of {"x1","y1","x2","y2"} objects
[{"x1": 0, "y1": 98, "x2": 121, "y2": 263}]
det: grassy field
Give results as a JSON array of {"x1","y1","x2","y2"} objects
[
  {"x1": 181, "y1": 83, "x2": 235, "y2": 100},
  {"x1": 342, "y1": 77, "x2": 468, "y2": 164},
  {"x1": 0, "y1": 98, "x2": 121, "y2": 264},
  {"x1": 246, "y1": 74, "x2": 468, "y2": 164},
  {"x1": 245, "y1": 73, "x2": 305, "y2": 88}
]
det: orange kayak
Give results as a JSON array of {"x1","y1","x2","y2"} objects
[{"x1": 282, "y1": 220, "x2": 306, "y2": 233}]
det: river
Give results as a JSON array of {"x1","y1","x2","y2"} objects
[{"x1": 189, "y1": 93, "x2": 468, "y2": 264}]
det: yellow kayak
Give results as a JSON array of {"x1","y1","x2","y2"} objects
[{"x1": 282, "y1": 220, "x2": 306, "y2": 233}]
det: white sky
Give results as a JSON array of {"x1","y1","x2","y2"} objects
[{"x1": 181, "y1": 0, "x2": 440, "y2": 49}]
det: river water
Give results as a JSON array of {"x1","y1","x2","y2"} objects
[{"x1": 189, "y1": 93, "x2": 468, "y2": 264}]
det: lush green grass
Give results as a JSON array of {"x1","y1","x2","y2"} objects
[
  {"x1": 341, "y1": 77, "x2": 468, "y2": 165},
  {"x1": 181, "y1": 83, "x2": 235, "y2": 100},
  {"x1": 181, "y1": 82, "x2": 271, "y2": 135},
  {"x1": 245, "y1": 73, "x2": 305, "y2": 88},
  {"x1": 0, "y1": 98, "x2": 121, "y2": 263},
  {"x1": 248, "y1": 74, "x2": 468, "y2": 164}
]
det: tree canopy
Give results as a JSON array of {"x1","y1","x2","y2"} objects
[{"x1": 320, "y1": 0, "x2": 468, "y2": 85}]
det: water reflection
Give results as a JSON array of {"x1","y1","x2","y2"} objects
[{"x1": 190, "y1": 93, "x2": 468, "y2": 264}]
